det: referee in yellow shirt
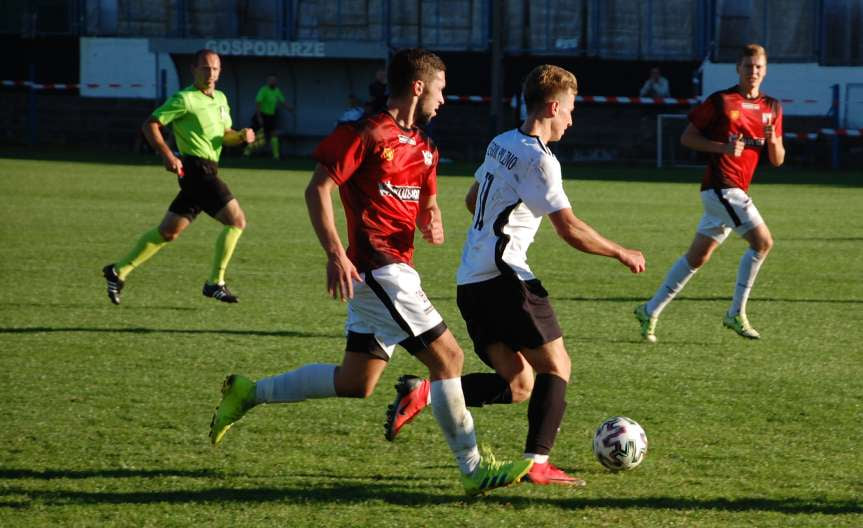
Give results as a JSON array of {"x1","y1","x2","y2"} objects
[
  {"x1": 102, "y1": 49, "x2": 254, "y2": 305},
  {"x1": 254, "y1": 75, "x2": 292, "y2": 159}
]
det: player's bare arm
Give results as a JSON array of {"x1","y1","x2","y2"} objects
[
  {"x1": 223, "y1": 127, "x2": 255, "y2": 147},
  {"x1": 305, "y1": 164, "x2": 362, "y2": 301},
  {"x1": 418, "y1": 194, "x2": 445, "y2": 245},
  {"x1": 548, "y1": 208, "x2": 646, "y2": 273},
  {"x1": 141, "y1": 118, "x2": 183, "y2": 175},
  {"x1": 464, "y1": 181, "x2": 479, "y2": 214},
  {"x1": 764, "y1": 123, "x2": 785, "y2": 166},
  {"x1": 681, "y1": 123, "x2": 745, "y2": 157}
]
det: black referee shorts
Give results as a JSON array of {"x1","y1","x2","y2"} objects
[
  {"x1": 168, "y1": 156, "x2": 235, "y2": 220},
  {"x1": 456, "y1": 274, "x2": 563, "y2": 368},
  {"x1": 261, "y1": 113, "x2": 277, "y2": 140}
]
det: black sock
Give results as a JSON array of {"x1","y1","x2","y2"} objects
[
  {"x1": 524, "y1": 373, "x2": 567, "y2": 455},
  {"x1": 460, "y1": 373, "x2": 513, "y2": 407}
]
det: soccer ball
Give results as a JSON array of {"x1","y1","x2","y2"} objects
[{"x1": 593, "y1": 416, "x2": 648, "y2": 471}]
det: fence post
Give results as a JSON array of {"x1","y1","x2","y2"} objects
[
  {"x1": 28, "y1": 64, "x2": 37, "y2": 146},
  {"x1": 831, "y1": 83, "x2": 839, "y2": 169}
]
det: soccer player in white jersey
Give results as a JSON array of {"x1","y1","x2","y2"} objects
[
  {"x1": 207, "y1": 48, "x2": 532, "y2": 496},
  {"x1": 385, "y1": 65, "x2": 646, "y2": 486}
]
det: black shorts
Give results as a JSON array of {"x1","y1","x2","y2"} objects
[
  {"x1": 261, "y1": 113, "x2": 277, "y2": 138},
  {"x1": 457, "y1": 274, "x2": 562, "y2": 368},
  {"x1": 168, "y1": 156, "x2": 235, "y2": 220}
]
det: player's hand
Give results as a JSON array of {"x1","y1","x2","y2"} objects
[
  {"x1": 243, "y1": 128, "x2": 256, "y2": 144},
  {"x1": 326, "y1": 253, "x2": 362, "y2": 301},
  {"x1": 419, "y1": 207, "x2": 445, "y2": 245},
  {"x1": 165, "y1": 154, "x2": 184, "y2": 177},
  {"x1": 764, "y1": 124, "x2": 780, "y2": 145},
  {"x1": 618, "y1": 248, "x2": 646, "y2": 274},
  {"x1": 725, "y1": 135, "x2": 745, "y2": 157}
]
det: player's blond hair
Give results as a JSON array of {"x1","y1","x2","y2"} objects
[
  {"x1": 522, "y1": 65, "x2": 578, "y2": 114},
  {"x1": 387, "y1": 48, "x2": 446, "y2": 98},
  {"x1": 739, "y1": 44, "x2": 767, "y2": 64}
]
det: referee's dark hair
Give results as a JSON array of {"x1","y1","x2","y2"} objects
[{"x1": 194, "y1": 48, "x2": 219, "y2": 64}]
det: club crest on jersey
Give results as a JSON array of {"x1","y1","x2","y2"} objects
[
  {"x1": 381, "y1": 147, "x2": 395, "y2": 162},
  {"x1": 398, "y1": 134, "x2": 416, "y2": 145},
  {"x1": 729, "y1": 110, "x2": 740, "y2": 120},
  {"x1": 422, "y1": 150, "x2": 433, "y2": 166},
  {"x1": 220, "y1": 106, "x2": 229, "y2": 122},
  {"x1": 378, "y1": 181, "x2": 420, "y2": 202}
]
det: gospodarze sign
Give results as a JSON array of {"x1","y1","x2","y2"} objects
[{"x1": 205, "y1": 39, "x2": 325, "y2": 57}]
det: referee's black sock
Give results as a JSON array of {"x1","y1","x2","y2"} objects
[{"x1": 460, "y1": 373, "x2": 513, "y2": 407}]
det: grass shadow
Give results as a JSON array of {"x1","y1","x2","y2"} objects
[
  {"x1": 0, "y1": 468, "x2": 219, "y2": 480},
  {"x1": 0, "y1": 481, "x2": 859, "y2": 515},
  {"x1": 0, "y1": 326, "x2": 339, "y2": 338}
]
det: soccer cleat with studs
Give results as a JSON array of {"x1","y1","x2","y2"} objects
[
  {"x1": 203, "y1": 282, "x2": 239, "y2": 303},
  {"x1": 102, "y1": 264, "x2": 124, "y2": 305},
  {"x1": 634, "y1": 304, "x2": 657, "y2": 343},
  {"x1": 209, "y1": 374, "x2": 257, "y2": 446},
  {"x1": 723, "y1": 312, "x2": 760, "y2": 339},
  {"x1": 461, "y1": 449, "x2": 533, "y2": 496},
  {"x1": 384, "y1": 375, "x2": 430, "y2": 441},
  {"x1": 524, "y1": 461, "x2": 586, "y2": 487}
]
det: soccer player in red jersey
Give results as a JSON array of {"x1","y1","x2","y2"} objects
[
  {"x1": 208, "y1": 48, "x2": 532, "y2": 495},
  {"x1": 635, "y1": 44, "x2": 785, "y2": 341}
]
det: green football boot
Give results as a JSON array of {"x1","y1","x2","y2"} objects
[
  {"x1": 209, "y1": 374, "x2": 257, "y2": 446},
  {"x1": 723, "y1": 312, "x2": 761, "y2": 339},
  {"x1": 634, "y1": 304, "x2": 658, "y2": 343},
  {"x1": 461, "y1": 450, "x2": 533, "y2": 496}
]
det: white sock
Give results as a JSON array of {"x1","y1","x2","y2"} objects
[
  {"x1": 524, "y1": 453, "x2": 549, "y2": 464},
  {"x1": 729, "y1": 248, "x2": 765, "y2": 316},
  {"x1": 430, "y1": 378, "x2": 481, "y2": 475},
  {"x1": 646, "y1": 255, "x2": 699, "y2": 317},
  {"x1": 255, "y1": 364, "x2": 337, "y2": 404}
]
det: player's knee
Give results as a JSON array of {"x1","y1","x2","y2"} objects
[
  {"x1": 755, "y1": 236, "x2": 773, "y2": 255},
  {"x1": 336, "y1": 380, "x2": 376, "y2": 399},
  {"x1": 232, "y1": 214, "x2": 247, "y2": 230},
  {"x1": 158, "y1": 228, "x2": 180, "y2": 242},
  {"x1": 509, "y1": 381, "x2": 533, "y2": 403},
  {"x1": 686, "y1": 252, "x2": 710, "y2": 269}
]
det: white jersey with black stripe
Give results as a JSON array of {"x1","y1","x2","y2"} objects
[{"x1": 457, "y1": 128, "x2": 571, "y2": 285}]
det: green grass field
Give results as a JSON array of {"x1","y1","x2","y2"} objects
[{"x1": 1, "y1": 149, "x2": 861, "y2": 527}]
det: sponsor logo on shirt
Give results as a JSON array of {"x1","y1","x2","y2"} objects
[
  {"x1": 378, "y1": 181, "x2": 421, "y2": 202},
  {"x1": 220, "y1": 106, "x2": 229, "y2": 122},
  {"x1": 422, "y1": 150, "x2": 433, "y2": 166},
  {"x1": 381, "y1": 147, "x2": 395, "y2": 162},
  {"x1": 761, "y1": 112, "x2": 773, "y2": 125},
  {"x1": 398, "y1": 134, "x2": 417, "y2": 145},
  {"x1": 728, "y1": 134, "x2": 765, "y2": 147}
]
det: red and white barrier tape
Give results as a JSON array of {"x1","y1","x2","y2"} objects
[
  {"x1": 1, "y1": 80, "x2": 150, "y2": 90},
  {"x1": 820, "y1": 128, "x2": 863, "y2": 137},
  {"x1": 784, "y1": 132, "x2": 819, "y2": 141},
  {"x1": 444, "y1": 94, "x2": 698, "y2": 105}
]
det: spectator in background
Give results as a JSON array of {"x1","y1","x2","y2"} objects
[
  {"x1": 336, "y1": 94, "x2": 366, "y2": 124},
  {"x1": 368, "y1": 68, "x2": 388, "y2": 114},
  {"x1": 255, "y1": 74, "x2": 292, "y2": 160},
  {"x1": 639, "y1": 67, "x2": 670, "y2": 98}
]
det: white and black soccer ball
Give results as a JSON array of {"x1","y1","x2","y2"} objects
[{"x1": 593, "y1": 416, "x2": 648, "y2": 471}]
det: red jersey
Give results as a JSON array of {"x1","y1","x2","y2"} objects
[
  {"x1": 312, "y1": 112, "x2": 439, "y2": 273},
  {"x1": 689, "y1": 86, "x2": 783, "y2": 192}
]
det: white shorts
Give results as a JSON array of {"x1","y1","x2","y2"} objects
[
  {"x1": 345, "y1": 263, "x2": 446, "y2": 359},
  {"x1": 696, "y1": 188, "x2": 764, "y2": 243}
]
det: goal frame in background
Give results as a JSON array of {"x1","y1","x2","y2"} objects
[{"x1": 656, "y1": 113, "x2": 704, "y2": 169}]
